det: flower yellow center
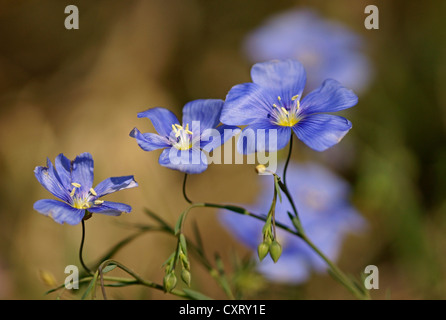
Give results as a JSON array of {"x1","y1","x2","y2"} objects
[
  {"x1": 70, "y1": 183, "x2": 94, "y2": 209},
  {"x1": 271, "y1": 95, "x2": 301, "y2": 127},
  {"x1": 171, "y1": 123, "x2": 193, "y2": 150}
]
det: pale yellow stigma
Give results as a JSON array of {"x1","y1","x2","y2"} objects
[
  {"x1": 72, "y1": 197, "x2": 92, "y2": 210},
  {"x1": 172, "y1": 123, "x2": 193, "y2": 150},
  {"x1": 70, "y1": 183, "x2": 81, "y2": 197}
]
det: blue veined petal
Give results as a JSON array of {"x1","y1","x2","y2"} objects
[
  {"x1": 292, "y1": 114, "x2": 352, "y2": 152},
  {"x1": 55, "y1": 153, "x2": 72, "y2": 190},
  {"x1": 237, "y1": 120, "x2": 291, "y2": 154},
  {"x1": 158, "y1": 147, "x2": 208, "y2": 174},
  {"x1": 129, "y1": 127, "x2": 171, "y2": 151},
  {"x1": 200, "y1": 125, "x2": 240, "y2": 152},
  {"x1": 34, "y1": 162, "x2": 71, "y2": 203},
  {"x1": 33, "y1": 199, "x2": 85, "y2": 225},
  {"x1": 137, "y1": 107, "x2": 180, "y2": 137},
  {"x1": 94, "y1": 176, "x2": 138, "y2": 198},
  {"x1": 250, "y1": 59, "x2": 307, "y2": 103},
  {"x1": 182, "y1": 99, "x2": 224, "y2": 135},
  {"x1": 299, "y1": 79, "x2": 358, "y2": 115},
  {"x1": 88, "y1": 201, "x2": 132, "y2": 216},
  {"x1": 71, "y1": 152, "x2": 94, "y2": 195},
  {"x1": 221, "y1": 83, "x2": 273, "y2": 126}
]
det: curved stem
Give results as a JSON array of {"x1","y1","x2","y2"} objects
[
  {"x1": 300, "y1": 233, "x2": 370, "y2": 300},
  {"x1": 79, "y1": 219, "x2": 93, "y2": 275},
  {"x1": 283, "y1": 135, "x2": 293, "y2": 186},
  {"x1": 183, "y1": 174, "x2": 193, "y2": 204},
  {"x1": 97, "y1": 259, "x2": 189, "y2": 299}
]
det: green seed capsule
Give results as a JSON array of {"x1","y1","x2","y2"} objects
[
  {"x1": 163, "y1": 272, "x2": 177, "y2": 292},
  {"x1": 257, "y1": 242, "x2": 270, "y2": 261},
  {"x1": 270, "y1": 240, "x2": 282, "y2": 263}
]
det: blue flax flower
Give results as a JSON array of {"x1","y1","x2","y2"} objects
[
  {"x1": 130, "y1": 99, "x2": 239, "y2": 174},
  {"x1": 243, "y1": 9, "x2": 372, "y2": 93},
  {"x1": 220, "y1": 162, "x2": 366, "y2": 284},
  {"x1": 220, "y1": 59, "x2": 358, "y2": 153},
  {"x1": 33, "y1": 153, "x2": 138, "y2": 225}
]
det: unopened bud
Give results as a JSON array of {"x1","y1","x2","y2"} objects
[
  {"x1": 181, "y1": 269, "x2": 191, "y2": 286},
  {"x1": 257, "y1": 242, "x2": 270, "y2": 261},
  {"x1": 270, "y1": 240, "x2": 282, "y2": 263},
  {"x1": 163, "y1": 272, "x2": 177, "y2": 292}
]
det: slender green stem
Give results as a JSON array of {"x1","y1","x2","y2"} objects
[
  {"x1": 300, "y1": 233, "x2": 369, "y2": 300},
  {"x1": 183, "y1": 174, "x2": 193, "y2": 204},
  {"x1": 96, "y1": 259, "x2": 189, "y2": 299},
  {"x1": 283, "y1": 135, "x2": 293, "y2": 186},
  {"x1": 188, "y1": 202, "x2": 368, "y2": 300},
  {"x1": 80, "y1": 219, "x2": 93, "y2": 275}
]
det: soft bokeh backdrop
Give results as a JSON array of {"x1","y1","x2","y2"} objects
[{"x1": 0, "y1": 0, "x2": 445, "y2": 299}]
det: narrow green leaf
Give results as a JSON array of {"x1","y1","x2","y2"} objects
[
  {"x1": 274, "y1": 177, "x2": 282, "y2": 203},
  {"x1": 179, "y1": 234, "x2": 188, "y2": 255},
  {"x1": 102, "y1": 264, "x2": 117, "y2": 274},
  {"x1": 144, "y1": 208, "x2": 174, "y2": 233},
  {"x1": 81, "y1": 274, "x2": 98, "y2": 300},
  {"x1": 93, "y1": 232, "x2": 143, "y2": 270}
]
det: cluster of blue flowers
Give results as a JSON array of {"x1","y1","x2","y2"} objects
[
  {"x1": 33, "y1": 9, "x2": 369, "y2": 287},
  {"x1": 131, "y1": 59, "x2": 357, "y2": 172}
]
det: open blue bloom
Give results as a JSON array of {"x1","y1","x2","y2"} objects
[
  {"x1": 243, "y1": 9, "x2": 372, "y2": 93},
  {"x1": 220, "y1": 162, "x2": 366, "y2": 284},
  {"x1": 130, "y1": 99, "x2": 239, "y2": 174},
  {"x1": 220, "y1": 59, "x2": 358, "y2": 153},
  {"x1": 33, "y1": 153, "x2": 138, "y2": 225}
]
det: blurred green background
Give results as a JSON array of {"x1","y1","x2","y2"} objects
[{"x1": 0, "y1": 0, "x2": 445, "y2": 300}]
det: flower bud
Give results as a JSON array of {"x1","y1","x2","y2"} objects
[
  {"x1": 257, "y1": 242, "x2": 270, "y2": 261},
  {"x1": 269, "y1": 240, "x2": 282, "y2": 263},
  {"x1": 181, "y1": 269, "x2": 191, "y2": 287},
  {"x1": 163, "y1": 272, "x2": 177, "y2": 292}
]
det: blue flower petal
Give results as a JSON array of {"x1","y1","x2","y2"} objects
[
  {"x1": 88, "y1": 201, "x2": 132, "y2": 216},
  {"x1": 237, "y1": 120, "x2": 291, "y2": 154},
  {"x1": 300, "y1": 79, "x2": 358, "y2": 115},
  {"x1": 71, "y1": 152, "x2": 94, "y2": 195},
  {"x1": 293, "y1": 114, "x2": 352, "y2": 151},
  {"x1": 130, "y1": 127, "x2": 171, "y2": 151},
  {"x1": 55, "y1": 153, "x2": 72, "y2": 190},
  {"x1": 34, "y1": 161, "x2": 71, "y2": 203},
  {"x1": 250, "y1": 59, "x2": 307, "y2": 102},
  {"x1": 94, "y1": 176, "x2": 138, "y2": 198},
  {"x1": 33, "y1": 199, "x2": 85, "y2": 225},
  {"x1": 200, "y1": 125, "x2": 240, "y2": 152},
  {"x1": 137, "y1": 107, "x2": 180, "y2": 137},
  {"x1": 182, "y1": 99, "x2": 225, "y2": 134},
  {"x1": 221, "y1": 83, "x2": 273, "y2": 126},
  {"x1": 159, "y1": 147, "x2": 208, "y2": 174}
]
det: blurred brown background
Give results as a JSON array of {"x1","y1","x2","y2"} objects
[{"x1": 0, "y1": 0, "x2": 445, "y2": 299}]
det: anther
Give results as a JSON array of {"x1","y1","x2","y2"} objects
[
  {"x1": 89, "y1": 188, "x2": 97, "y2": 196},
  {"x1": 94, "y1": 200, "x2": 104, "y2": 205}
]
